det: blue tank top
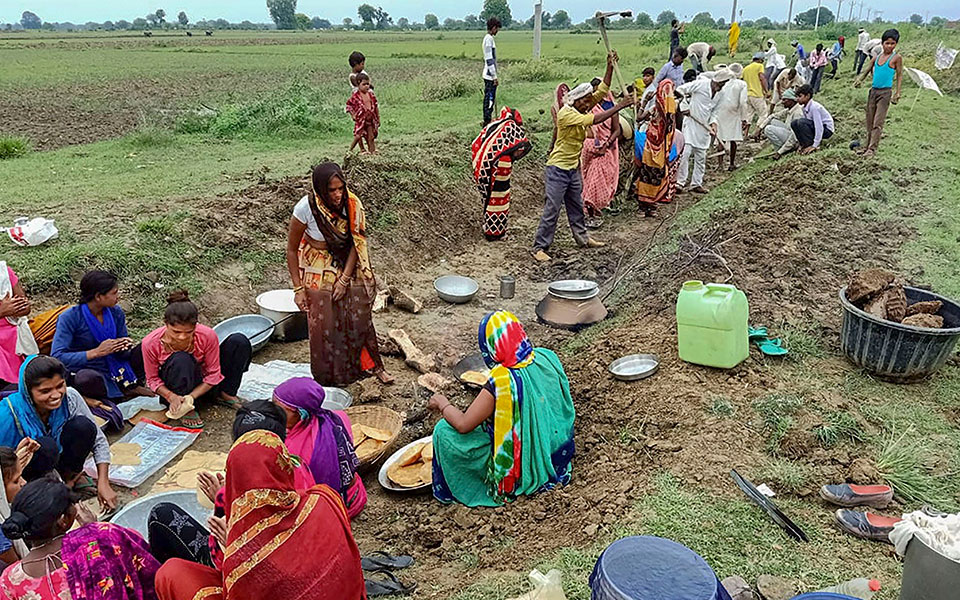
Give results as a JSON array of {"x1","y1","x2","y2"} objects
[{"x1": 872, "y1": 51, "x2": 896, "y2": 89}]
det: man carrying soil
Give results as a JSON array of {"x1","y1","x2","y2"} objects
[{"x1": 532, "y1": 52, "x2": 634, "y2": 263}]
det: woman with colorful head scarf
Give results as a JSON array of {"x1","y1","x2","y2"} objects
[
  {"x1": 286, "y1": 162, "x2": 393, "y2": 387},
  {"x1": 154, "y1": 430, "x2": 365, "y2": 600},
  {"x1": 632, "y1": 78, "x2": 678, "y2": 217},
  {"x1": 426, "y1": 311, "x2": 576, "y2": 507},
  {"x1": 271, "y1": 377, "x2": 365, "y2": 518}
]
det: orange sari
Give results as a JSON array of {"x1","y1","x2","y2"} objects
[{"x1": 155, "y1": 431, "x2": 366, "y2": 600}]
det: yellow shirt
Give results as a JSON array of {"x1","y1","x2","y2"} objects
[
  {"x1": 548, "y1": 82, "x2": 610, "y2": 170},
  {"x1": 742, "y1": 62, "x2": 765, "y2": 98}
]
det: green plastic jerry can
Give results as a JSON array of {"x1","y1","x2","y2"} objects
[{"x1": 676, "y1": 280, "x2": 749, "y2": 369}]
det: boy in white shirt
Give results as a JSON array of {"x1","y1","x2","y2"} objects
[{"x1": 482, "y1": 18, "x2": 501, "y2": 125}]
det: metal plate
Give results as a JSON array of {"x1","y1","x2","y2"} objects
[
  {"x1": 110, "y1": 490, "x2": 209, "y2": 538},
  {"x1": 548, "y1": 279, "x2": 599, "y2": 297},
  {"x1": 452, "y1": 353, "x2": 490, "y2": 389},
  {"x1": 322, "y1": 387, "x2": 353, "y2": 411},
  {"x1": 213, "y1": 314, "x2": 274, "y2": 353},
  {"x1": 608, "y1": 354, "x2": 660, "y2": 381},
  {"x1": 548, "y1": 287, "x2": 600, "y2": 301},
  {"x1": 434, "y1": 275, "x2": 479, "y2": 304},
  {"x1": 378, "y1": 436, "x2": 433, "y2": 492}
]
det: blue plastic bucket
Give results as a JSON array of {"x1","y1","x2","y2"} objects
[{"x1": 589, "y1": 536, "x2": 726, "y2": 600}]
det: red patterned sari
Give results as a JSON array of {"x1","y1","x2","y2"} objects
[
  {"x1": 633, "y1": 79, "x2": 677, "y2": 212},
  {"x1": 155, "y1": 431, "x2": 365, "y2": 600},
  {"x1": 471, "y1": 107, "x2": 531, "y2": 240}
]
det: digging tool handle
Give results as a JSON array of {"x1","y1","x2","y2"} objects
[
  {"x1": 248, "y1": 313, "x2": 296, "y2": 340},
  {"x1": 597, "y1": 19, "x2": 627, "y2": 96}
]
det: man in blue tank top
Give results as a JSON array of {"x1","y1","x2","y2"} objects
[{"x1": 854, "y1": 29, "x2": 903, "y2": 156}]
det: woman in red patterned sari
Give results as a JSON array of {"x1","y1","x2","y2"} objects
[
  {"x1": 471, "y1": 107, "x2": 531, "y2": 240},
  {"x1": 154, "y1": 430, "x2": 365, "y2": 600},
  {"x1": 632, "y1": 79, "x2": 677, "y2": 217}
]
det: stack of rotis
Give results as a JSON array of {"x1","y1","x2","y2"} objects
[
  {"x1": 386, "y1": 441, "x2": 433, "y2": 488},
  {"x1": 847, "y1": 269, "x2": 945, "y2": 328},
  {"x1": 352, "y1": 423, "x2": 393, "y2": 461}
]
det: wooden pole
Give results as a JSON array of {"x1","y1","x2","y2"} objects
[{"x1": 597, "y1": 16, "x2": 627, "y2": 95}]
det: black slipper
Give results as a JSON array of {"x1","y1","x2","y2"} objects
[
  {"x1": 364, "y1": 570, "x2": 417, "y2": 596},
  {"x1": 361, "y1": 551, "x2": 414, "y2": 571}
]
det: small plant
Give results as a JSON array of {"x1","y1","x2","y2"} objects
[
  {"x1": 780, "y1": 321, "x2": 827, "y2": 360},
  {"x1": 421, "y1": 71, "x2": 473, "y2": 101},
  {"x1": 758, "y1": 457, "x2": 814, "y2": 493},
  {"x1": 507, "y1": 59, "x2": 569, "y2": 83},
  {"x1": 0, "y1": 135, "x2": 31, "y2": 160},
  {"x1": 125, "y1": 126, "x2": 175, "y2": 149},
  {"x1": 753, "y1": 393, "x2": 803, "y2": 453},
  {"x1": 708, "y1": 395, "x2": 735, "y2": 417},
  {"x1": 814, "y1": 411, "x2": 864, "y2": 447},
  {"x1": 876, "y1": 430, "x2": 956, "y2": 510}
]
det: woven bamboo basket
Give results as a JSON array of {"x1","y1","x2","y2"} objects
[{"x1": 345, "y1": 405, "x2": 403, "y2": 468}]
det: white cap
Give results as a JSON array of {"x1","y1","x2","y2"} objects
[
  {"x1": 727, "y1": 62, "x2": 744, "y2": 78},
  {"x1": 713, "y1": 68, "x2": 734, "y2": 82}
]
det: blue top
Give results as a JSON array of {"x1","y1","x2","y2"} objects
[
  {"x1": 873, "y1": 51, "x2": 896, "y2": 89},
  {"x1": 51, "y1": 305, "x2": 131, "y2": 399},
  {"x1": 796, "y1": 44, "x2": 807, "y2": 59},
  {"x1": 590, "y1": 536, "x2": 722, "y2": 600},
  {"x1": 0, "y1": 530, "x2": 11, "y2": 554},
  {"x1": 635, "y1": 131, "x2": 680, "y2": 162},
  {"x1": 655, "y1": 61, "x2": 685, "y2": 87}
]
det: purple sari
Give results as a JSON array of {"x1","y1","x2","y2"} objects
[
  {"x1": 273, "y1": 378, "x2": 359, "y2": 496},
  {"x1": 62, "y1": 522, "x2": 160, "y2": 600}
]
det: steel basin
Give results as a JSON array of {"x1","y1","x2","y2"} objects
[
  {"x1": 213, "y1": 314, "x2": 274, "y2": 353},
  {"x1": 434, "y1": 275, "x2": 479, "y2": 304}
]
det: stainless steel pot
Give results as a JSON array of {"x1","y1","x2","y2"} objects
[{"x1": 255, "y1": 289, "x2": 307, "y2": 341}]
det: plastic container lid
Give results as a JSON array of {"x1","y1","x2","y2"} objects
[{"x1": 590, "y1": 536, "x2": 718, "y2": 600}]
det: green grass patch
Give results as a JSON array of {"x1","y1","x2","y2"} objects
[
  {"x1": 753, "y1": 393, "x2": 804, "y2": 452},
  {"x1": 708, "y1": 395, "x2": 736, "y2": 417},
  {"x1": 875, "y1": 430, "x2": 958, "y2": 510},
  {"x1": 0, "y1": 135, "x2": 31, "y2": 159},
  {"x1": 421, "y1": 71, "x2": 474, "y2": 101},
  {"x1": 124, "y1": 126, "x2": 176, "y2": 149},
  {"x1": 759, "y1": 457, "x2": 815, "y2": 493},
  {"x1": 506, "y1": 58, "x2": 570, "y2": 83},
  {"x1": 814, "y1": 411, "x2": 864, "y2": 447}
]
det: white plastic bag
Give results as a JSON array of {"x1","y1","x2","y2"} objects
[
  {"x1": 508, "y1": 569, "x2": 567, "y2": 600},
  {"x1": 7, "y1": 217, "x2": 59, "y2": 247}
]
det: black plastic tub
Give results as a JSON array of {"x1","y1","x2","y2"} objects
[
  {"x1": 839, "y1": 286, "x2": 960, "y2": 381},
  {"x1": 899, "y1": 537, "x2": 960, "y2": 600}
]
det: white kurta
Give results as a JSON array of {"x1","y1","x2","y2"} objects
[
  {"x1": 676, "y1": 78, "x2": 717, "y2": 149},
  {"x1": 711, "y1": 79, "x2": 747, "y2": 142}
]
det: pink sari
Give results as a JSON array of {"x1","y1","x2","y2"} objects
[
  {"x1": 580, "y1": 94, "x2": 620, "y2": 213},
  {"x1": 0, "y1": 267, "x2": 23, "y2": 383}
]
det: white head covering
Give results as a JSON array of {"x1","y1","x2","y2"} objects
[
  {"x1": 564, "y1": 82, "x2": 594, "y2": 106},
  {"x1": 767, "y1": 38, "x2": 776, "y2": 46},
  {"x1": 713, "y1": 68, "x2": 734, "y2": 83},
  {"x1": 727, "y1": 62, "x2": 744, "y2": 78}
]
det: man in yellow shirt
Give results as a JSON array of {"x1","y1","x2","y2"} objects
[
  {"x1": 742, "y1": 53, "x2": 769, "y2": 136},
  {"x1": 533, "y1": 52, "x2": 634, "y2": 262}
]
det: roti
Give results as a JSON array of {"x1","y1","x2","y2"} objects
[
  {"x1": 110, "y1": 442, "x2": 142, "y2": 466},
  {"x1": 461, "y1": 370, "x2": 489, "y2": 386},
  {"x1": 396, "y1": 443, "x2": 424, "y2": 467},
  {"x1": 355, "y1": 438, "x2": 383, "y2": 460},
  {"x1": 361, "y1": 425, "x2": 392, "y2": 442},
  {"x1": 166, "y1": 395, "x2": 195, "y2": 420},
  {"x1": 419, "y1": 461, "x2": 432, "y2": 484},
  {"x1": 421, "y1": 442, "x2": 434, "y2": 462},
  {"x1": 351, "y1": 423, "x2": 367, "y2": 446},
  {"x1": 388, "y1": 463, "x2": 424, "y2": 488}
]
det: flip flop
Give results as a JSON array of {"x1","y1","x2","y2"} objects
[
  {"x1": 365, "y1": 570, "x2": 417, "y2": 597},
  {"x1": 179, "y1": 410, "x2": 205, "y2": 429},
  {"x1": 361, "y1": 551, "x2": 414, "y2": 572},
  {"x1": 74, "y1": 474, "x2": 96, "y2": 492},
  {"x1": 756, "y1": 337, "x2": 789, "y2": 356},
  {"x1": 748, "y1": 326, "x2": 769, "y2": 341}
]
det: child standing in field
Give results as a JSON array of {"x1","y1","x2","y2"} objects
[
  {"x1": 854, "y1": 28, "x2": 903, "y2": 156},
  {"x1": 348, "y1": 51, "x2": 368, "y2": 93},
  {"x1": 346, "y1": 73, "x2": 379, "y2": 154}
]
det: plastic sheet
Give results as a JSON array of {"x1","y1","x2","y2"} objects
[{"x1": 83, "y1": 419, "x2": 201, "y2": 488}]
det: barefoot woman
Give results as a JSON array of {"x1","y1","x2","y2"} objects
[{"x1": 286, "y1": 163, "x2": 393, "y2": 386}]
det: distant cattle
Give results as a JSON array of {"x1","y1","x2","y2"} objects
[
  {"x1": 186, "y1": 31, "x2": 193, "y2": 36},
  {"x1": 205, "y1": 30, "x2": 213, "y2": 36},
  {"x1": 143, "y1": 31, "x2": 153, "y2": 37}
]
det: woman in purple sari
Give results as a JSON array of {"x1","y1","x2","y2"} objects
[{"x1": 272, "y1": 377, "x2": 366, "y2": 518}]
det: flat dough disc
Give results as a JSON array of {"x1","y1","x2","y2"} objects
[
  {"x1": 388, "y1": 463, "x2": 424, "y2": 487},
  {"x1": 396, "y1": 443, "x2": 424, "y2": 467},
  {"x1": 166, "y1": 396, "x2": 196, "y2": 420},
  {"x1": 111, "y1": 442, "x2": 142, "y2": 466},
  {"x1": 355, "y1": 438, "x2": 383, "y2": 460},
  {"x1": 419, "y1": 461, "x2": 432, "y2": 484},
  {"x1": 360, "y1": 425, "x2": 392, "y2": 442},
  {"x1": 421, "y1": 442, "x2": 434, "y2": 462}
]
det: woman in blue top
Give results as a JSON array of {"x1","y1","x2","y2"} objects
[
  {"x1": 854, "y1": 28, "x2": 903, "y2": 156},
  {"x1": 51, "y1": 271, "x2": 149, "y2": 431}
]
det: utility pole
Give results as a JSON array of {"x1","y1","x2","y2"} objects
[
  {"x1": 532, "y1": 1, "x2": 542, "y2": 59},
  {"x1": 859, "y1": 2, "x2": 864, "y2": 21},
  {"x1": 837, "y1": 0, "x2": 843, "y2": 22},
  {"x1": 815, "y1": 0, "x2": 823, "y2": 29},
  {"x1": 787, "y1": 0, "x2": 794, "y2": 30},
  {"x1": 731, "y1": 0, "x2": 737, "y2": 25},
  {"x1": 848, "y1": 1, "x2": 855, "y2": 22}
]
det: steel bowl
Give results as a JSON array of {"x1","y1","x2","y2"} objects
[
  {"x1": 110, "y1": 490, "x2": 209, "y2": 538},
  {"x1": 548, "y1": 279, "x2": 599, "y2": 299},
  {"x1": 434, "y1": 275, "x2": 479, "y2": 304},
  {"x1": 608, "y1": 354, "x2": 660, "y2": 381},
  {"x1": 322, "y1": 387, "x2": 353, "y2": 411},
  {"x1": 378, "y1": 436, "x2": 433, "y2": 492},
  {"x1": 213, "y1": 314, "x2": 274, "y2": 353}
]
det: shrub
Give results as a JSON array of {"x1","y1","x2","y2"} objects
[
  {"x1": 876, "y1": 430, "x2": 957, "y2": 509},
  {"x1": 507, "y1": 58, "x2": 570, "y2": 82},
  {"x1": 125, "y1": 126, "x2": 176, "y2": 148},
  {"x1": 421, "y1": 71, "x2": 474, "y2": 101},
  {"x1": 0, "y1": 136, "x2": 31, "y2": 160}
]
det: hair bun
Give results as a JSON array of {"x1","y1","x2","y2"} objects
[
  {"x1": 166, "y1": 289, "x2": 190, "y2": 304},
  {"x1": 1, "y1": 511, "x2": 29, "y2": 540}
]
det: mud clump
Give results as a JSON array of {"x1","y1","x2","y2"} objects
[
  {"x1": 848, "y1": 457, "x2": 881, "y2": 485},
  {"x1": 847, "y1": 269, "x2": 895, "y2": 303},
  {"x1": 902, "y1": 313, "x2": 945, "y2": 329},
  {"x1": 906, "y1": 300, "x2": 942, "y2": 316},
  {"x1": 846, "y1": 270, "x2": 949, "y2": 329}
]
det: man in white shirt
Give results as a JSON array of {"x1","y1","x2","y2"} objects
[
  {"x1": 687, "y1": 42, "x2": 716, "y2": 73},
  {"x1": 710, "y1": 66, "x2": 747, "y2": 171},
  {"x1": 755, "y1": 88, "x2": 804, "y2": 155},
  {"x1": 482, "y1": 17, "x2": 501, "y2": 125},
  {"x1": 854, "y1": 28, "x2": 871, "y2": 74},
  {"x1": 763, "y1": 39, "x2": 786, "y2": 87},
  {"x1": 676, "y1": 69, "x2": 730, "y2": 193}
]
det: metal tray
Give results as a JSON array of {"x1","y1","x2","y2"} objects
[
  {"x1": 378, "y1": 436, "x2": 433, "y2": 492},
  {"x1": 548, "y1": 279, "x2": 598, "y2": 298},
  {"x1": 452, "y1": 353, "x2": 490, "y2": 389},
  {"x1": 110, "y1": 490, "x2": 209, "y2": 538},
  {"x1": 608, "y1": 354, "x2": 659, "y2": 381}
]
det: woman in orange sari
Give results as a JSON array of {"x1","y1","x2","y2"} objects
[
  {"x1": 632, "y1": 79, "x2": 677, "y2": 217},
  {"x1": 286, "y1": 163, "x2": 392, "y2": 386},
  {"x1": 154, "y1": 430, "x2": 366, "y2": 600}
]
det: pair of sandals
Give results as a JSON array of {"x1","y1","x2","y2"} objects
[
  {"x1": 748, "y1": 326, "x2": 789, "y2": 356},
  {"x1": 363, "y1": 551, "x2": 416, "y2": 597}
]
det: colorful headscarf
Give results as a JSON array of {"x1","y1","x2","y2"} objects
[
  {"x1": 0, "y1": 355, "x2": 70, "y2": 451},
  {"x1": 273, "y1": 377, "x2": 359, "y2": 497},
  {"x1": 62, "y1": 522, "x2": 161, "y2": 600},
  {"x1": 478, "y1": 311, "x2": 535, "y2": 499}
]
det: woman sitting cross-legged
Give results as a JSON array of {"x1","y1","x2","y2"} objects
[
  {"x1": 154, "y1": 430, "x2": 365, "y2": 600},
  {"x1": 271, "y1": 378, "x2": 366, "y2": 518},
  {"x1": 51, "y1": 270, "x2": 151, "y2": 432},
  {"x1": 427, "y1": 310, "x2": 576, "y2": 507},
  {"x1": 0, "y1": 478, "x2": 160, "y2": 600},
  {"x1": 0, "y1": 355, "x2": 117, "y2": 510},
  {"x1": 135, "y1": 290, "x2": 251, "y2": 428}
]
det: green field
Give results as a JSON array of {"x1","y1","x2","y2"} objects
[{"x1": 2, "y1": 26, "x2": 960, "y2": 599}]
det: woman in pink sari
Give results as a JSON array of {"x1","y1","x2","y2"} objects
[
  {"x1": 580, "y1": 91, "x2": 621, "y2": 229},
  {"x1": 272, "y1": 377, "x2": 366, "y2": 518}
]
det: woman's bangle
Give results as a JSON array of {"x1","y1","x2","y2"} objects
[
  {"x1": 441, "y1": 403, "x2": 454, "y2": 415},
  {"x1": 292, "y1": 285, "x2": 304, "y2": 293}
]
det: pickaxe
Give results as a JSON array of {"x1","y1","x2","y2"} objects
[{"x1": 595, "y1": 10, "x2": 632, "y2": 96}]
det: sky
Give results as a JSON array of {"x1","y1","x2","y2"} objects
[{"x1": 2, "y1": 0, "x2": 957, "y2": 26}]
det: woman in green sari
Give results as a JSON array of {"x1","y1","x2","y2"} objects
[{"x1": 427, "y1": 310, "x2": 576, "y2": 507}]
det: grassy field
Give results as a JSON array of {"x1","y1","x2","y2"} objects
[{"x1": 3, "y1": 26, "x2": 960, "y2": 599}]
